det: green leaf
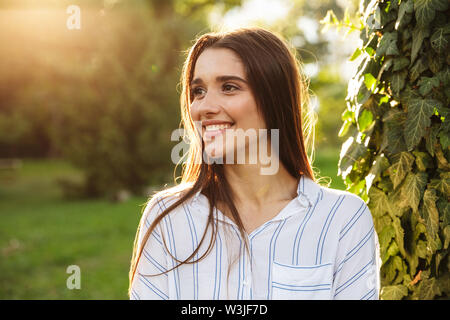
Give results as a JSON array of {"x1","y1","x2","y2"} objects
[
  {"x1": 391, "y1": 69, "x2": 407, "y2": 96},
  {"x1": 429, "y1": 172, "x2": 450, "y2": 195},
  {"x1": 416, "y1": 240, "x2": 428, "y2": 258},
  {"x1": 431, "y1": 0, "x2": 449, "y2": 11},
  {"x1": 393, "y1": 217, "x2": 407, "y2": 257},
  {"x1": 443, "y1": 225, "x2": 450, "y2": 250},
  {"x1": 425, "y1": 124, "x2": 440, "y2": 156},
  {"x1": 338, "y1": 120, "x2": 353, "y2": 138},
  {"x1": 379, "y1": 224, "x2": 396, "y2": 255},
  {"x1": 381, "y1": 284, "x2": 408, "y2": 300},
  {"x1": 382, "y1": 120, "x2": 407, "y2": 154},
  {"x1": 387, "y1": 152, "x2": 415, "y2": 190},
  {"x1": 430, "y1": 27, "x2": 449, "y2": 55},
  {"x1": 436, "y1": 64, "x2": 450, "y2": 86},
  {"x1": 411, "y1": 26, "x2": 430, "y2": 64},
  {"x1": 412, "y1": 150, "x2": 434, "y2": 171},
  {"x1": 409, "y1": 57, "x2": 429, "y2": 82},
  {"x1": 368, "y1": 186, "x2": 391, "y2": 218},
  {"x1": 375, "y1": 214, "x2": 394, "y2": 234},
  {"x1": 364, "y1": 73, "x2": 378, "y2": 92},
  {"x1": 439, "y1": 131, "x2": 450, "y2": 150},
  {"x1": 384, "y1": 255, "x2": 403, "y2": 283},
  {"x1": 350, "y1": 47, "x2": 362, "y2": 61},
  {"x1": 357, "y1": 109, "x2": 374, "y2": 132},
  {"x1": 386, "y1": 240, "x2": 400, "y2": 260},
  {"x1": 427, "y1": 51, "x2": 444, "y2": 74},
  {"x1": 414, "y1": 0, "x2": 436, "y2": 28},
  {"x1": 423, "y1": 189, "x2": 440, "y2": 240},
  {"x1": 418, "y1": 277, "x2": 442, "y2": 300},
  {"x1": 377, "y1": 32, "x2": 400, "y2": 57},
  {"x1": 366, "y1": 154, "x2": 390, "y2": 191},
  {"x1": 338, "y1": 136, "x2": 369, "y2": 179},
  {"x1": 395, "y1": 0, "x2": 414, "y2": 30},
  {"x1": 404, "y1": 98, "x2": 438, "y2": 150},
  {"x1": 393, "y1": 57, "x2": 410, "y2": 71},
  {"x1": 417, "y1": 76, "x2": 440, "y2": 96},
  {"x1": 400, "y1": 172, "x2": 428, "y2": 212}
]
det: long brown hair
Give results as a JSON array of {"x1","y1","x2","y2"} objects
[{"x1": 128, "y1": 27, "x2": 316, "y2": 296}]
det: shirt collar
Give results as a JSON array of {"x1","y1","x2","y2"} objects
[{"x1": 190, "y1": 174, "x2": 322, "y2": 214}]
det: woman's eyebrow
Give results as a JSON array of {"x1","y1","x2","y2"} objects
[{"x1": 190, "y1": 75, "x2": 247, "y2": 86}]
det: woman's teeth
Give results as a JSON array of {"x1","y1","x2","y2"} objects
[{"x1": 205, "y1": 124, "x2": 232, "y2": 131}]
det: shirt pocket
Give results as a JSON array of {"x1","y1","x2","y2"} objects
[{"x1": 271, "y1": 261, "x2": 333, "y2": 300}]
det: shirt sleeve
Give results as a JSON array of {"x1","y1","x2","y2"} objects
[
  {"x1": 332, "y1": 196, "x2": 381, "y2": 300},
  {"x1": 130, "y1": 196, "x2": 170, "y2": 300}
]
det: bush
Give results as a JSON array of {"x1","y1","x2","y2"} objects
[{"x1": 337, "y1": 0, "x2": 449, "y2": 299}]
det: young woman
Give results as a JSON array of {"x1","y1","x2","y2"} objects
[{"x1": 129, "y1": 27, "x2": 381, "y2": 300}]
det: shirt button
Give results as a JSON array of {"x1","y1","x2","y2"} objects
[{"x1": 243, "y1": 279, "x2": 249, "y2": 286}]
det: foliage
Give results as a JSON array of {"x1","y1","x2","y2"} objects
[{"x1": 326, "y1": 0, "x2": 449, "y2": 299}]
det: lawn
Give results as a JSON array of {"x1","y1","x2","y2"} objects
[{"x1": 0, "y1": 147, "x2": 344, "y2": 299}]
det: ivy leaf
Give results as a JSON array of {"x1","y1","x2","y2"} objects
[
  {"x1": 428, "y1": 172, "x2": 450, "y2": 195},
  {"x1": 425, "y1": 124, "x2": 440, "y2": 156},
  {"x1": 357, "y1": 109, "x2": 374, "y2": 132},
  {"x1": 387, "y1": 152, "x2": 415, "y2": 190},
  {"x1": 418, "y1": 277, "x2": 442, "y2": 300},
  {"x1": 400, "y1": 172, "x2": 428, "y2": 212},
  {"x1": 417, "y1": 76, "x2": 440, "y2": 96},
  {"x1": 436, "y1": 65, "x2": 450, "y2": 86},
  {"x1": 393, "y1": 216, "x2": 407, "y2": 257},
  {"x1": 404, "y1": 98, "x2": 438, "y2": 150},
  {"x1": 411, "y1": 26, "x2": 430, "y2": 65},
  {"x1": 391, "y1": 69, "x2": 408, "y2": 96},
  {"x1": 423, "y1": 189, "x2": 440, "y2": 240},
  {"x1": 414, "y1": 0, "x2": 436, "y2": 28},
  {"x1": 427, "y1": 51, "x2": 444, "y2": 74},
  {"x1": 395, "y1": 0, "x2": 414, "y2": 30},
  {"x1": 430, "y1": 27, "x2": 449, "y2": 55},
  {"x1": 379, "y1": 224, "x2": 396, "y2": 256},
  {"x1": 439, "y1": 131, "x2": 450, "y2": 150},
  {"x1": 366, "y1": 154, "x2": 390, "y2": 192},
  {"x1": 382, "y1": 120, "x2": 407, "y2": 154},
  {"x1": 412, "y1": 151, "x2": 434, "y2": 172},
  {"x1": 385, "y1": 241, "x2": 400, "y2": 264},
  {"x1": 381, "y1": 284, "x2": 408, "y2": 300},
  {"x1": 364, "y1": 73, "x2": 378, "y2": 92},
  {"x1": 443, "y1": 225, "x2": 450, "y2": 250},
  {"x1": 409, "y1": 57, "x2": 429, "y2": 82},
  {"x1": 350, "y1": 47, "x2": 362, "y2": 61},
  {"x1": 377, "y1": 32, "x2": 400, "y2": 57},
  {"x1": 416, "y1": 240, "x2": 428, "y2": 258},
  {"x1": 368, "y1": 186, "x2": 392, "y2": 218},
  {"x1": 393, "y1": 57, "x2": 410, "y2": 72},
  {"x1": 338, "y1": 136, "x2": 368, "y2": 179}
]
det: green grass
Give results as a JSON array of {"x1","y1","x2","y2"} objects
[
  {"x1": 0, "y1": 148, "x2": 344, "y2": 299},
  {"x1": 0, "y1": 159, "x2": 147, "y2": 299},
  {"x1": 312, "y1": 146, "x2": 346, "y2": 191}
]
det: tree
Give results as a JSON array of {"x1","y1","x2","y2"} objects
[{"x1": 327, "y1": 0, "x2": 449, "y2": 299}]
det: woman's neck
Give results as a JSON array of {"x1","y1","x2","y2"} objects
[{"x1": 223, "y1": 160, "x2": 298, "y2": 209}]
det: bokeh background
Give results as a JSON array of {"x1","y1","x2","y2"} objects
[{"x1": 0, "y1": 0, "x2": 363, "y2": 299}]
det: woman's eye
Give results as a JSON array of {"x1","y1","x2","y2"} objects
[
  {"x1": 223, "y1": 84, "x2": 238, "y2": 93},
  {"x1": 192, "y1": 87, "x2": 205, "y2": 98}
]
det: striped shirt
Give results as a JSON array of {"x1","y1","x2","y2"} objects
[{"x1": 130, "y1": 174, "x2": 381, "y2": 300}]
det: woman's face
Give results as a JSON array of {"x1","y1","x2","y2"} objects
[{"x1": 189, "y1": 48, "x2": 266, "y2": 162}]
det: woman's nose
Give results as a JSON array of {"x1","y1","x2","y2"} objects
[{"x1": 196, "y1": 90, "x2": 221, "y2": 117}]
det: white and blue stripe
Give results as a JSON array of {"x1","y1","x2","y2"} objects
[{"x1": 130, "y1": 175, "x2": 381, "y2": 300}]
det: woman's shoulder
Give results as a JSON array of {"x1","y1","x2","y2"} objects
[
  {"x1": 142, "y1": 182, "x2": 196, "y2": 217},
  {"x1": 315, "y1": 181, "x2": 373, "y2": 223}
]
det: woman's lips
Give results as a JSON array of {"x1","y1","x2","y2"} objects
[{"x1": 203, "y1": 125, "x2": 234, "y2": 141}]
